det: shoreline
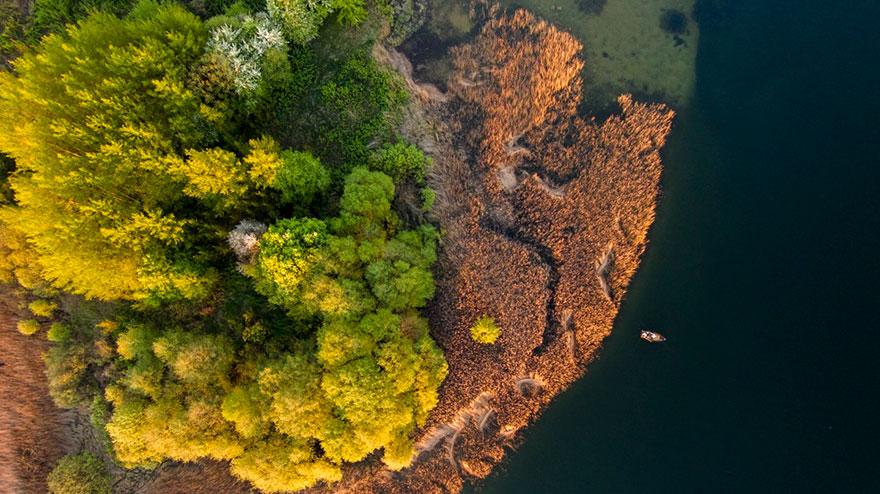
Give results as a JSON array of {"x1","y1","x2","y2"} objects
[
  {"x1": 0, "y1": 9, "x2": 673, "y2": 494},
  {"x1": 309, "y1": 9, "x2": 673, "y2": 492}
]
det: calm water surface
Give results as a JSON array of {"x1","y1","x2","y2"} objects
[{"x1": 475, "y1": 0, "x2": 880, "y2": 492}]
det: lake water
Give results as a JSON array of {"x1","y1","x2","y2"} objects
[{"x1": 473, "y1": 0, "x2": 880, "y2": 491}]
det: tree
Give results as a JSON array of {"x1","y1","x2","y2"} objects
[
  {"x1": 204, "y1": 12, "x2": 286, "y2": 94},
  {"x1": 107, "y1": 391, "x2": 244, "y2": 466},
  {"x1": 152, "y1": 330, "x2": 236, "y2": 389},
  {"x1": 0, "y1": 2, "x2": 26, "y2": 67},
  {"x1": 230, "y1": 434, "x2": 341, "y2": 493},
  {"x1": 221, "y1": 383, "x2": 269, "y2": 439},
  {"x1": 333, "y1": 0, "x2": 367, "y2": 27},
  {"x1": 264, "y1": 0, "x2": 369, "y2": 46},
  {"x1": 0, "y1": 2, "x2": 332, "y2": 303},
  {"x1": 252, "y1": 168, "x2": 438, "y2": 319},
  {"x1": 106, "y1": 325, "x2": 244, "y2": 467},
  {"x1": 369, "y1": 141, "x2": 431, "y2": 184},
  {"x1": 317, "y1": 309, "x2": 446, "y2": 466},
  {"x1": 244, "y1": 135, "x2": 330, "y2": 204},
  {"x1": 0, "y1": 2, "x2": 214, "y2": 302},
  {"x1": 252, "y1": 217, "x2": 329, "y2": 312},
  {"x1": 259, "y1": 353, "x2": 335, "y2": 439},
  {"x1": 274, "y1": 150, "x2": 331, "y2": 203},
  {"x1": 317, "y1": 57, "x2": 407, "y2": 164},
  {"x1": 101, "y1": 167, "x2": 446, "y2": 491},
  {"x1": 0, "y1": 217, "x2": 42, "y2": 288},
  {"x1": 266, "y1": 0, "x2": 334, "y2": 44},
  {"x1": 9, "y1": 4, "x2": 450, "y2": 491},
  {"x1": 47, "y1": 453, "x2": 111, "y2": 494},
  {"x1": 168, "y1": 148, "x2": 249, "y2": 206},
  {"x1": 246, "y1": 169, "x2": 445, "y2": 473}
]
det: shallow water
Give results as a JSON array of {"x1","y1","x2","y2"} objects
[
  {"x1": 501, "y1": 0, "x2": 698, "y2": 109},
  {"x1": 471, "y1": 0, "x2": 880, "y2": 491}
]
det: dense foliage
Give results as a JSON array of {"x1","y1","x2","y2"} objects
[
  {"x1": 46, "y1": 453, "x2": 111, "y2": 494},
  {"x1": 0, "y1": 1, "x2": 445, "y2": 492},
  {"x1": 104, "y1": 170, "x2": 445, "y2": 491},
  {"x1": 267, "y1": 0, "x2": 367, "y2": 44},
  {"x1": 0, "y1": 4, "x2": 218, "y2": 302},
  {"x1": 0, "y1": 1, "x2": 25, "y2": 66},
  {"x1": 29, "y1": 299, "x2": 58, "y2": 317}
]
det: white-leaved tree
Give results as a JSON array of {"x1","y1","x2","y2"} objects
[{"x1": 207, "y1": 13, "x2": 286, "y2": 93}]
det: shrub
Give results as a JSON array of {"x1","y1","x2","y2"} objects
[
  {"x1": 317, "y1": 56, "x2": 407, "y2": 165},
  {"x1": 47, "y1": 322, "x2": 72, "y2": 343},
  {"x1": 89, "y1": 395, "x2": 115, "y2": 457},
  {"x1": 28, "y1": 299, "x2": 57, "y2": 317},
  {"x1": 333, "y1": 0, "x2": 367, "y2": 26},
  {"x1": 420, "y1": 187, "x2": 436, "y2": 212},
  {"x1": 250, "y1": 45, "x2": 318, "y2": 136},
  {"x1": 274, "y1": 150, "x2": 331, "y2": 203},
  {"x1": 267, "y1": 0, "x2": 334, "y2": 44},
  {"x1": 368, "y1": 142, "x2": 430, "y2": 184},
  {"x1": 470, "y1": 316, "x2": 501, "y2": 344},
  {"x1": 47, "y1": 453, "x2": 111, "y2": 494},
  {"x1": 45, "y1": 343, "x2": 93, "y2": 408},
  {"x1": 16, "y1": 318, "x2": 40, "y2": 336}
]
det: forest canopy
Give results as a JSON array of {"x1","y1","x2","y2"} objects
[{"x1": 0, "y1": 0, "x2": 445, "y2": 492}]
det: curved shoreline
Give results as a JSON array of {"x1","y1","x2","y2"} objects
[
  {"x1": 310, "y1": 10, "x2": 674, "y2": 492},
  {"x1": 0, "y1": 9, "x2": 673, "y2": 493}
]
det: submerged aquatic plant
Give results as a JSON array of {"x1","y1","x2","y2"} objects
[
  {"x1": 660, "y1": 9, "x2": 688, "y2": 35},
  {"x1": 578, "y1": 0, "x2": 607, "y2": 15}
]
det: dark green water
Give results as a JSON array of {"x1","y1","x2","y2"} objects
[{"x1": 477, "y1": 1, "x2": 880, "y2": 492}]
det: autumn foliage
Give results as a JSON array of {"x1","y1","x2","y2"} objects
[{"x1": 0, "y1": 2, "x2": 445, "y2": 493}]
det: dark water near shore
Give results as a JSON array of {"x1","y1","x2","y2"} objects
[{"x1": 476, "y1": 1, "x2": 880, "y2": 492}]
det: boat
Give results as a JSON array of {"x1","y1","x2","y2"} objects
[{"x1": 640, "y1": 330, "x2": 666, "y2": 343}]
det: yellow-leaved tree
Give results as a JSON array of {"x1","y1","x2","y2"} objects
[{"x1": 0, "y1": 2, "x2": 326, "y2": 303}]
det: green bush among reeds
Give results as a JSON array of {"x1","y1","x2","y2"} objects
[
  {"x1": 28, "y1": 299, "x2": 57, "y2": 317},
  {"x1": 47, "y1": 453, "x2": 111, "y2": 494},
  {"x1": 470, "y1": 316, "x2": 501, "y2": 344},
  {"x1": 46, "y1": 322, "x2": 71, "y2": 343},
  {"x1": 16, "y1": 318, "x2": 39, "y2": 336}
]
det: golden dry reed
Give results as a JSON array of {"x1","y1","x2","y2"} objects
[{"x1": 317, "y1": 8, "x2": 674, "y2": 493}]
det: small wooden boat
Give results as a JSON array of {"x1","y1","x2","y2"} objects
[{"x1": 640, "y1": 330, "x2": 666, "y2": 343}]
